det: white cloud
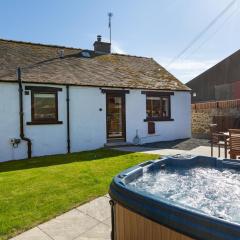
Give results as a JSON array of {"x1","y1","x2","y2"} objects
[
  {"x1": 101, "y1": 37, "x2": 126, "y2": 54},
  {"x1": 155, "y1": 58, "x2": 217, "y2": 83},
  {"x1": 168, "y1": 59, "x2": 216, "y2": 71},
  {"x1": 111, "y1": 41, "x2": 126, "y2": 54}
]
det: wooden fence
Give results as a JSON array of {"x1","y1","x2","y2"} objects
[{"x1": 192, "y1": 99, "x2": 240, "y2": 110}]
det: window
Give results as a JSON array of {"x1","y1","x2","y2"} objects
[
  {"x1": 142, "y1": 91, "x2": 173, "y2": 121},
  {"x1": 26, "y1": 86, "x2": 62, "y2": 125},
  {"x1": 32, "y1": 92, "x2": 57, "y2": 122}
]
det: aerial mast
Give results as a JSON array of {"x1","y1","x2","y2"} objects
[{"x1": 108, "y1": 12, "x2": 113, "y2": 48}]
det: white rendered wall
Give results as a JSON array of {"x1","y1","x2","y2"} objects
[
  {"x1": 0, "y1": 83, "x2": 191, "y2": 162},
  {"x1": 70, "y1": 86, "x2": 106, "y2": 152},
  {"x1": 0, "y1": 83, "x2": 67, "y2": 162},
  {"x1": 125, "y1": 90, "x2": 191, "y2": 144},
  {"x1": 0, "y1": 83, "x2": 27, "y2": 161}
]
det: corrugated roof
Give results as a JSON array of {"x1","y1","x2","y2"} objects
[{"x1": 0, "y1": 39, "x2": 190, "y2": 91}]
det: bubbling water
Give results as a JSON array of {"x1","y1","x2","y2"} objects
[{"x1": 128, "y1": 167, "x2": 240, "y2": 224}]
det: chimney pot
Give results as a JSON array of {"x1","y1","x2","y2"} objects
[{"x1": 97, "y1": 35, "x2": 102, "y2": 42}]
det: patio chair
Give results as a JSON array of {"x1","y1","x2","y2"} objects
[
  {"x1": 210, "y1": 132, "x2": 228, "y2": 158},
  {"x1": 209, "y1": 123, "x2": 218, "y2": 137},
  {"x1": 229, "y1": 129, "x2": 240, "y2": 159}
]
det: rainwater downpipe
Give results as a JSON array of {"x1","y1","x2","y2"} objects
[
  {"x1": 17, "y1": 67, "x2": 32, "y2": 158},
  {"x1": 66, "y1": 85, "x2": 71, "y2": 153}
]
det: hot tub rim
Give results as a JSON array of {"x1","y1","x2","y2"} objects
[{"x1": 109, "y1": 156, "x2": 240, "y2": 240}]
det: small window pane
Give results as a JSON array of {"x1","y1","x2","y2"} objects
[
  {"x1": 33, "y1": 93, "x2": 56, "y2": 121},
  {"x1": 146, "y1": 99, "x2": 152, "y2": 117},
  {"x1": 162, "y1": 97, "x2": 169, "y2": 117},
  {"x1": 152, "y1": 99, "x2": 161, "y2": 117},
  {"x1": 146, "y1": 96, "x2": 161, "y2": 118},
  {"x1": 146, "y1": 95, "x2": 170, "y2": 119}
]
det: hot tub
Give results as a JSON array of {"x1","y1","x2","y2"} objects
[{"x1": 109, "y1": 155, "x2": 240, "y2": 240}]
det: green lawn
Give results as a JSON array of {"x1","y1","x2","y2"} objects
[{"x1": 0, "y1": 148, "x2": 158, "y2": 240}]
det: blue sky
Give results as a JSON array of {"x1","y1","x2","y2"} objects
[{"x1": 0, "y1": 0, "x2": 239, "y2": 83}]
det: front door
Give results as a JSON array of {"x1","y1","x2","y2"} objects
[{"x1": 106, "y1": 93, "x2": 126, "y2": 141}]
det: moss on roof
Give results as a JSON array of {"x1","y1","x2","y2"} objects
[{"x1": 0, "y1": 39, "x2": 190, "y2": 91}]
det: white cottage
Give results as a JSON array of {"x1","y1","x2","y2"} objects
[{"x1": 0, "y1": 37, "x2": 191, "y2": 162}]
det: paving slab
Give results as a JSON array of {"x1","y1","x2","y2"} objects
[
  {"x1": 11, "y1": 195, "x2": 111, "y2": 240},
  {"x1": 142, "y1": 138, "x2": 210, "y2": 150},
  {"x1": 102, "y1": 217, "x2": 111, "y2": 227},
  {"x1": 75, "y1": 222, "x2": 111, "y2": 240},
  {"x1": 38, "y1": 209, "x2": 99, "y2": 240},
  {"x1": 77, "y1": 196, "x2": 111, "y2": 222},
  {"x1": 114, "y1": 146, "x2": 188, "y2": 156},
  {"x1": 115, "y1": 145, "x2": 229, "y2": 158},
  {"x1": 189, "y1": 146, "x2": 230, "y2": 158},
  {"x1": 10, "y1": 227, "x2": 52, "y2": 240}
]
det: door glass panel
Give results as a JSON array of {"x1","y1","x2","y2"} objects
[{"x1": 107, "y1": 95, "x2": 123, "y2": 138}]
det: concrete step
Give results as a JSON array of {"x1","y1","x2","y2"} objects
[{"x1": 104, "y1": 141, "x2": 134, "y2": 148}]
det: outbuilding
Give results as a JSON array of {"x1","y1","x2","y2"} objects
[{"x1": 0, "y1": 37, "x2": 191, "y2": 162}]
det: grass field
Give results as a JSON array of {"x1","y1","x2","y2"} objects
[{"x1": 0, "y1": 148, "x2": 158, "y2": 240}]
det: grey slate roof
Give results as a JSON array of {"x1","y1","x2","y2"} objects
[{"x1": 0, "y1": 39, "x2": 190, "y2": 91}]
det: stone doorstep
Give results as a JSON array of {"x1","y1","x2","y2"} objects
[{"x1": 11, "y1": 195, "x2": 111, "y2": 240}]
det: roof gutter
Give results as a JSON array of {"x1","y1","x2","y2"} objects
[
  {"x1": 0, "y1": 80, "x2": 191, "y2": 92},
  {"x1": 17, "y1": 67, "x2": 32, "y2": 159}
]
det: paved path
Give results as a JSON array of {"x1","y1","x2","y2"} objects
[
  {"x1": 11, "y1": 144, "x2": 230, "y2": 240},
  {"x1": 115, "y1": 145, "x2": 230, "y2": 158},
  {"x1": 11, "y1": 195, "x2": 111, "y2": 240},
  {"x1": 142, "y1": 138, "x2": 210, "y2": 151}
]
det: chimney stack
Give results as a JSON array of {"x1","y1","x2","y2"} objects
[{"x1": 93, "y1": 35, "x2": 111, "y2": 54}]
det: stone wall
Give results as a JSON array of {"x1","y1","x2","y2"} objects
[
  {"x1": 192, "y1": 100, "x2": 240, "y2": 138},
  {"x1": 192, "y1": 110, "x2": 212, "y2": 138}
]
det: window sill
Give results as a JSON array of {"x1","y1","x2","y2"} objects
[
  {"x1": 144, "y1": 118, "x2": 174, "y2": 122},
  {"x1": 27, "y1": 121, "x2": 63, "y2": 125}
]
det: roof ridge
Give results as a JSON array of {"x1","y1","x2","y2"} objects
[
  {"x1": 111, "y1": 52, "x2": 152, "y2": 59},
  {"x1": 0, "y1": 38, "x2": 154, "y2": 59},
  {"x1": 0, "y1": 38, "x2": 81, "y2": 50}
]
